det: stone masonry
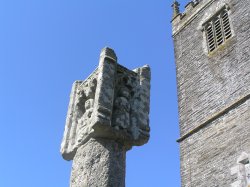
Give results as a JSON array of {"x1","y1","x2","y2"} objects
[
  {"x1": 60, "y1": 47, "x2": 151, "y2": 187},
  {"x1": 172, "y1": 0, "x2": 250, "y2": 186}
]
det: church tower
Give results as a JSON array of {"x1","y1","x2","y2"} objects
[{"x1": 172, "y1": 0, "x2": 250, "y2": 186}]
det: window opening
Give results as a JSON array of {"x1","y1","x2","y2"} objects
[{"x1": 204, "y1": 8, "x2": 232, "y2": 53}]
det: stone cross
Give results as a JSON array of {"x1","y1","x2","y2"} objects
[{"x1": 60, "y1": 47, "x2": 151, "y2": 187}]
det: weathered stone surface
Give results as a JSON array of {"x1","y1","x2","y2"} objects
[
  {"x1": 179, "y1": 99, "x2": 250, "y2": 187},
  {"x1": 172, "y1": 0, "x2": 250, "y2": 186},
  {"x1": 60, "y1": 47, "x2": 151, "y2": 187},
  {"x1": 61, "y1": 47, "x2": 151, "y2": 161},
  {"x1": 70, "y1": 138, "x2": 126, "y2": 187},
  {"x1": 173, "y1": 0, "x2": 250, "y2": 137}
]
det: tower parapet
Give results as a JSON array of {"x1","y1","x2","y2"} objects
[{"x1": 171, "y1": 0, "x2": 221, "y2": 36}]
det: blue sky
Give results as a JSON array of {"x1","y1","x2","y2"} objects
[{"x1": 0, "y1": 0, "x2": 189, "y2": 186}]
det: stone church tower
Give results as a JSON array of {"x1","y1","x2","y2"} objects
[{"x1": 172, "y1": 0, "x2": 250, "y2": 186}]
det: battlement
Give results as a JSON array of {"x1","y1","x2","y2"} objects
[{"x1": 171, "y1": 0, "x2": 215, "y2": 36}]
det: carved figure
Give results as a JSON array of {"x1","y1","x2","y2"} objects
[
  {"x1": 84, "y1": 79, "x2": 97, "y2": 99},
  {"x1": 75, "y1": 79, "x2": 97, "y2": 144},
  {"x1": 76, "y1": 98, "x2": 94, "y2": 145},
  {"x1": 113, "y1": 86, "x2": 131, "y2": 130}
]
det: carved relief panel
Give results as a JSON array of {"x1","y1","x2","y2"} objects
[{"x1": 61, "y1": 48, "x2": 151, "y2": 160}]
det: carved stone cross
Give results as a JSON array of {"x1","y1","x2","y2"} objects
[{"x1": 60, "y1": 47, "x2": 151, "y2": 187}]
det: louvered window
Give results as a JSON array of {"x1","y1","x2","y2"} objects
[{"x1": 204, "y1": 8, "x2": 232, "y2": 53}]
